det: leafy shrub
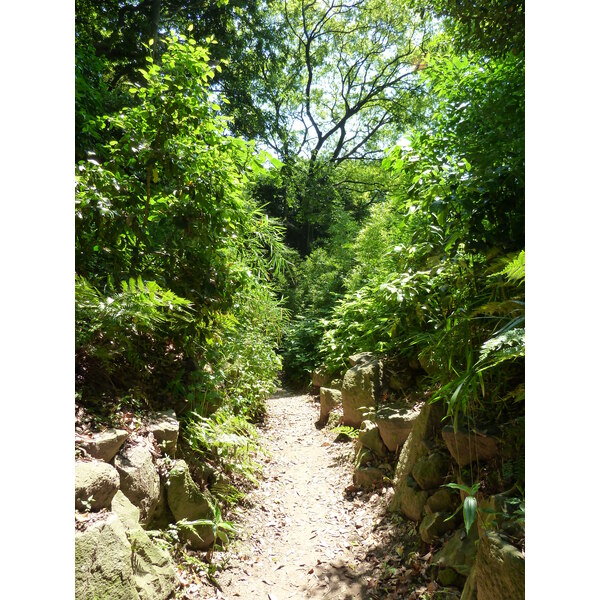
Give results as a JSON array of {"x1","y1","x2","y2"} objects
[
  {"x1": 75, "y1": 33, "x2": 289, "y2": 414},
  {"x1": 75, "y1": 275, "x2": 198, "y2": 406}
]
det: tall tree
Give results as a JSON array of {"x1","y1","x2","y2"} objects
[
  {"x1": 251, "y1": 0, "x2": 434, "y2": 253},
  {"x1": 75, "y1": 0, "x2": 283, "y2": 147}
]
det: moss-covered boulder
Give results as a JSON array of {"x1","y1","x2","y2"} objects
[
  {"x1": 389, "y1": 401, "x2": 443, "y2": 513},
  {"x1": 475, "y1": 531, "x2": 525, "y2": 600},
  {"x1": 433, "y1": 528, "x2": 478, "y2": 577},
  {"x1": 75, "y1": 514, "x2": 140, "y2": 600},
  {"x1": 127, "y1": 528, "x2": 177, "y2": 600},
  {"x1": 412, "y1": 452, "x2": 449, "y2": 490},
  {"x1": 419, "y1": 511, "x2": 455, "y2": 544},
  {"x1": 110, "y1": 491, "x2": 177, "y2": 600},
  {"x1": 75, "y1": 460, "x2": 120, "y2": 511},
  {"x1": 358, "y1": 420, "x2": 389, "y2": 459},
  {"x1": 341, "y1": 357, "x2": 380, "y2": 428},
  {"x1": 438, "y1": 568, "x2": 459, "y2": 586},
  {"x1": 394, "y1": 477, "x2": 428, "y2": 521},
  {"x1": 111, "y1": 490, "x2": 141, "y2": 530},
  {"x1": 167, "y1": 460, "x2": 215, "y2": 550},
  {"x1": 353, "y1": 467, "x2": 384, "y2": 489},
  {"x1": 77, "y1": 429, "x2": 129, "y2": 462},
  {"x1": 319, "y1": 387, "x2": 341, "y2": 425},
  {"x1": 425, "y1": 488, "x2": 458, "y2": 515},
  {"x1": 114, "y1": 444, "x2": 161, "y2": 525}
]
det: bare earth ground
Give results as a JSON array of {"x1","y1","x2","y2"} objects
[{"x1": 190, "y1": 391, "x2": 442, "y2": 600}]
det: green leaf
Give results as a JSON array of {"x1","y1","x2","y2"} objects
[{"x1": 463, "y1": 495, "x2": 477, "y2": 534}]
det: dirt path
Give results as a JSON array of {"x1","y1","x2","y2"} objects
[{"x1": 198, "y1": 390, "x2": 398, "y2": 600}]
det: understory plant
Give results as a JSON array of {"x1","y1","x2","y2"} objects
[
  {"x1": 177, "y1": 495, "x2": 237, "y2": 561},
  {"x1": 182, "y1": 407, "x2": 263, "y2": 485}
]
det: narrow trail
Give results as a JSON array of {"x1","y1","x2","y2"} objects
[{"x1": 198, "y1": 391, "x2": 399, "y2": 600}]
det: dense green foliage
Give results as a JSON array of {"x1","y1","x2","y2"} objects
[
  {"x1": 75, "y1": 0, "x2": 525, "y2": 554},
  {"x1": 76, "y1": 32, "x2": 287, "y2": 419}
]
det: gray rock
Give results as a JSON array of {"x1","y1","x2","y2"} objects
[
  {"x1": 438, "y1": 568, "x2": 459, "y2": 586},
  {"x1": 475, "y1": 531, "x2": 524, "y2": 600},
  {"x1": 319, "y1": 387, "x2": 342, "y2": 424},
  {"x1": 418, "y1": 349, "x2": 445, "y2": 375},
  {"x1": 147, "y1": 410, "x2": 179, "y2": 456},
  {"x1": 375, "y1": 404, "x2": 419, "y2": 453},
  {"x1": 111, "y1": 490, "x2": 141, "y2": 530},
  {"x1": 75, "y1": 460, "x2": 120, "y2": 511},
  {"x1": 167, "y1": 460, "x2": 215, "y2": 550},
  {"x1": 147, "y1": 482, "x2": 175, "y2": 530},
  {"x1": 342, "y1": 357, "x2": 380, "y2": 428},
  {"x1": 77, "y1": 429, "x2": 129, "y2": 462},
  {"x1": 442, "y1": 427, "x2": 499, "y2": 466},
  {"x1": 412, "y1": 452, "x2": 449, "y2": 490},
  {"x1": 358, "y1": 420, "x2": 389, "y2": 459},
  {"x1": 387, "y1": 366, "x2": 414, "y2": 393},
  {"x1": 312, "y1": 366, "x2": 332, "y2": 387},
  {"x1": 75, "y1": 514, "x2": 140, "y2": 600},
  {"x1": 389, "y1": 401, "x2": 444, "y2": 513},
  {"x1": 355, "y1": 446, "x2": 375, "y2": 468},
  {"x1": 114, "y1": 444, "x2": 161, "y2": 525}
]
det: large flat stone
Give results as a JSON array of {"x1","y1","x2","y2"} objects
[
  {"x1": 75, "y1": 514, "x2": 140, "y2": 600},
  {"x1": 375, "y1": 404, "x2": 419, "y2": 453},
  {"x1": 77, "y1": 429, "x2": 129, "y2": 462},
  {"x1": 442, "y1": 427, "x2": 499, "y2": 466}
]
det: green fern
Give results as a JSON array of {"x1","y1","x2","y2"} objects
[
  {"x1": 183, "y1": 408, "x2": 262, "y2": 484},
  {"x1": 500, "y1": 250, "x2": 525, "y2": 284},
  {"x1": 477, "y1": 328, "x2": 524, "y2": 371},
  {"x1": 331, "y1": 425, "x2": 359, "y2": 440}
]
